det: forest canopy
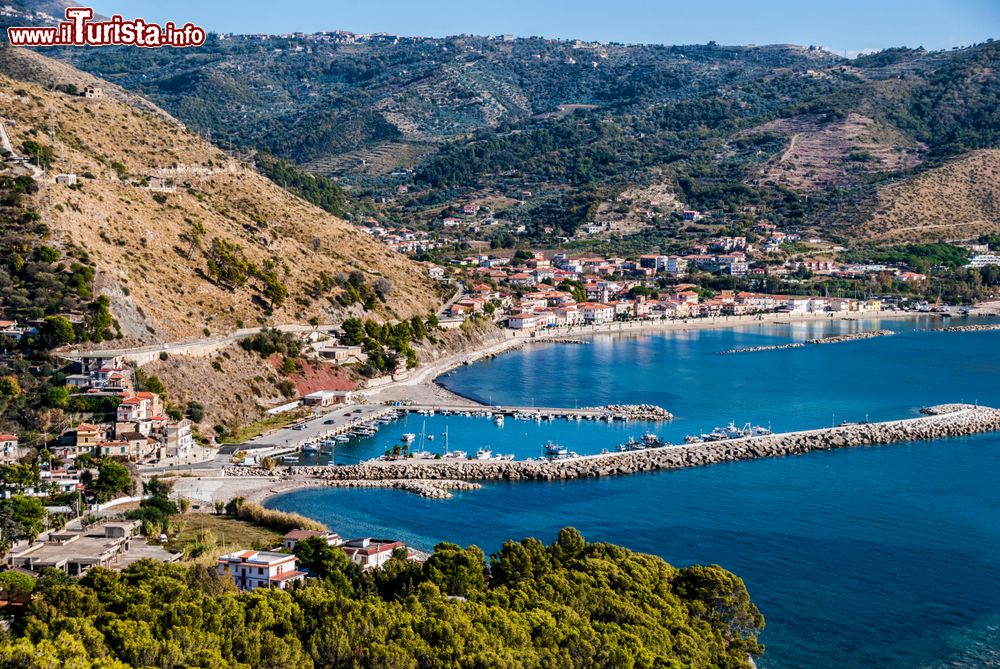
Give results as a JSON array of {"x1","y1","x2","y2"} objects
[{"x1": 0, "y1": 528, "x2": 764, "y2": 669}]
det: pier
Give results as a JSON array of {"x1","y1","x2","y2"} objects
[{"x1": 228, "y1": 404, "x2": 1000, "y2": 488}]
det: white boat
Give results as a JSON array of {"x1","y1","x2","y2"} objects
[
  {"x1": 301, "y1": 443, "x2": 319, "y2": 453},
  {"x1": 542, "y1": 441, "x2": 570, "y2": 460},
  {"x1": 475, "y1": 448, "x2": 493, "y2": 460},
  {"x1": 401, "y1": 433, "x2": 416, "y2": 443},
  {"x1": 444, "y1": 450, "x2": 468, "y2": 459},
  {"x1": 411, "y1": 450, "x2": 436, "y2": 459},
  {"x1": 494, "y1": 414, "x2": 505, "y2": 426}
]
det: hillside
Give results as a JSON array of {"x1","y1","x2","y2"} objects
[
  {"x1": 863, "y1": 149, "x2": 1000, "y2": 243},
  {"x1": 0, "y1": 47, "x2": 442, "y2": 343},
  {"x1": 38, "y1": 35, "x2": 997, "y2": 249}
]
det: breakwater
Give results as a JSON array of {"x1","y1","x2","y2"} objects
[
  {"x1": 931, "y1": 324, "x2": 1000, "y2": 333},
  {"x1": 320, "y1": 479, "x2": 482, "y2": 499},
  {"x1": 229, "y1": 405, "x2": 1000, "y2": 486},
  {"x1": 807, "y1": 329, "x2": 895, "y2": 344},
  {"x1": 719, "y1": 329, "x2": 895, "y2": 355}
]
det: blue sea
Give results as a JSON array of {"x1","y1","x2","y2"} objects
[{"x1": 269, "y1": 315, "x2": 1000, "y2": 668}]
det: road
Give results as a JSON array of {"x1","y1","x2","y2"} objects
[
  {"x1": 59, "y1": 323, "x2": 339, "y2": 362},
  {"x1": 137, "y1": 402, "x2": 397, "y2": 474}
]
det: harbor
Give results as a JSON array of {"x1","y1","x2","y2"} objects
[{"x1": 228, "y1": 404, "x2": 1000, "y2": 487}]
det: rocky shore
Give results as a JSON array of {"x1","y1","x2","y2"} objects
[
  {"x1": 931, "y1": 324, "x2": 1000, "y2": 333},
  {"x1": 227, "y1": 405, "x2": 1000, "y2": 494}
]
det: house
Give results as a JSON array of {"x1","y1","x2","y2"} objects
[
  {"x1": 578, "y1": 303, "x2": 615, "y2": 324},
  {"x1": 969, "y1": 254, "x2": 1000, "y2": 268},
  {"x1": 116, "y1": 393, "x2": 163, "y2": 423},
  {"x1": 74, "y1": 423, "x2": 105, "y2": 449},
  {"x1": 217, "y1": 550, "x2": 305, "y2": 591},
  {"x1": 0, "y1": 320, "x2": 24, "y2": 341},
  {"x1": 7, "y1": 520, "x2": 178, "y2": 576},
  {"x1": 303, "y1": 390, "x2": 353, "y2": 407},
  {"x1": 507, "y1": 313, "x2": 539, "y2": 330},
  {"x1": 507, "y1": 273, "x2": 537, "y2": 287},
  {"x1": 340, "y1": 538, "x2": 406, "y2": 571},
  {"x1": 283, "y1": 529, "x2": 342, "y2": 550},
  {"x1": 54, "y1": 173, "x2": 77, "y2": 185},
  {"x1": 315, "y1": 344, "x2": 365, "y2": 364},
  {"x1": 0, "y1": 434, "x2": 19, "y2": 463},
  {"x1": 427, "y1": 265, "x2": 446, "y2": 280},
  {"x1": 83, "y1": 84, "x2": 103, "y2": 99}
]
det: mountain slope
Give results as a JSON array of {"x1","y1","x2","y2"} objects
[
  {"x1": 0, "y1": 47, "x2": 442, "y2": 342},
  {"x1": 862, "y1": 149, "x2": 1000, "y2": 242},
  {"x1": 32, "y1": 24, "x2": 1000, "y2": 246}
]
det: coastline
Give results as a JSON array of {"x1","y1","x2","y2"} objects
[{"x1": 365, "y1": 308, "x2": 949, "y2": 406}]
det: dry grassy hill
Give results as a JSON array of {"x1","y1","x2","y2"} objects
[
  {"x1": 750, "y1": 113, "x2": 924, "y2": 190},
  {"x1": 0, "y1": 47, "x2": 442, "y2": 343},
  {"x1": 862, "y1": 149, "x2": 1000, "y2": 243}
]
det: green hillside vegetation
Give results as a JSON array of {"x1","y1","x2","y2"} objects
[
  {"x1": 46, "y1": 37, "x2": 1000, "y2": 246},
  {"x1": 0, "y1": 528, "x2": 764, "y2": 669}
]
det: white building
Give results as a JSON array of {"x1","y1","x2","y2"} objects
[
  {"x1": 969, "y1": 254, "x2": 1000, "y2": 268},
  {"x1": 508, "y1": 313, "x2": 539, "y2": 330},
  {"x1": 216, "y1": 550, "x2": 304, "y2": 591},
  {"x1": 579, "y1": 303, "x2": 615, "y2": 324},
  {"x1": 340, "y1": 538, "x2": 406, "y2": 571},
  {"x1": 283, "y1": 529, "x2": 342, "y2": 551},
  {"x1": 0, "y1": 433, "x2": 19, "y2": 464}
]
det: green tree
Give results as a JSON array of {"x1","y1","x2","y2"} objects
[
  {"x1": 423, "y1": 542, "x2": 487, "y2": 598},
  {"x1": 0, "y1": 376, "x2": 20, "y2": 398},
  {"x1": 0, "y1": 495, "x2": 46, "y2": 550},
  {"x1": 93, "y1": 460, "x2": 132, "y2": 500},
  {"x1": 39, "y1": 315, "x2": 76, "y2": 349}
]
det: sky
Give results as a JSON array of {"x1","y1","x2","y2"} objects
[{"x1": 91, "y1": 0, "x2": 999, "y2": 56}]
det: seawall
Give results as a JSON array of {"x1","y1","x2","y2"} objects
[{"x1": 230, "y1": 405, "x2": 1000, "y2": 485}]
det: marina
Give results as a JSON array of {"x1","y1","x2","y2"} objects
[{"x1": 262, "y1": 316, "x2": 1000, "y2": 669}]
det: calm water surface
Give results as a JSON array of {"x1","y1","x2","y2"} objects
[{"x1": 270, "y1": 315, "x2": 1000, "y2": 668}]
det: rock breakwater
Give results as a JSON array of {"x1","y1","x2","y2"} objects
[
  {"x1": 931, "y1": 324, "x2": 1000, "y2": 333},
  {"x1": 229, "y1": 405, "x2": 1000, "y2": 490},
  {"x1": 719, "y1": 329, "x2": 895, "y2": 355}
]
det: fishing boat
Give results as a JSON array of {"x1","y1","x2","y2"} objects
[
  {"x1": 542, "y1": 441, "x2": 570, "y2": 460},
  {"x1": 475, "y1": 448, "x2": 493, "y2": 460},
  {"x1": 617, "y1": 437, "x2": 647, "y2": 452},
  {"x1": 301, "y1": 442, "x2": 319, "y2": 453},
  {"x1": 401, "y1": 433, "x2": 416, "y2": 443},
  {"x1": 684, "y1": 435, "x2": 704, "y2": 444},
  {"x1": 443, "y1": 450, "x2": 468, "y2": 460},
  {"x1": 493, "y1": 414, "x2": 505, "y2": 426},
  {"x1": 642, "y1": 434, "x2": 661, "y2": 445}
]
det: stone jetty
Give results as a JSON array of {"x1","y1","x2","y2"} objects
[
  {"x1": 719, "y1": 329, "x2": 895, "y2": 355},
  {"x1": 228, "y1": 405, "x2": 1000, "y2": 491},
  {"x1": 592, "y1": 404, "x2": 673, "y2": 421},
  {"x1": 718, "y1": 342, "x2": 807, "y2": 355},
  {"x1": 931, "y1": 324, "x2": 1000, "y2": 333},
  {"x1": 806, "y1": 329, "x2": 895, "y2": 345},
  {"x1": 320, "y1": 479, "x2": 482, "y2": 499}
]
